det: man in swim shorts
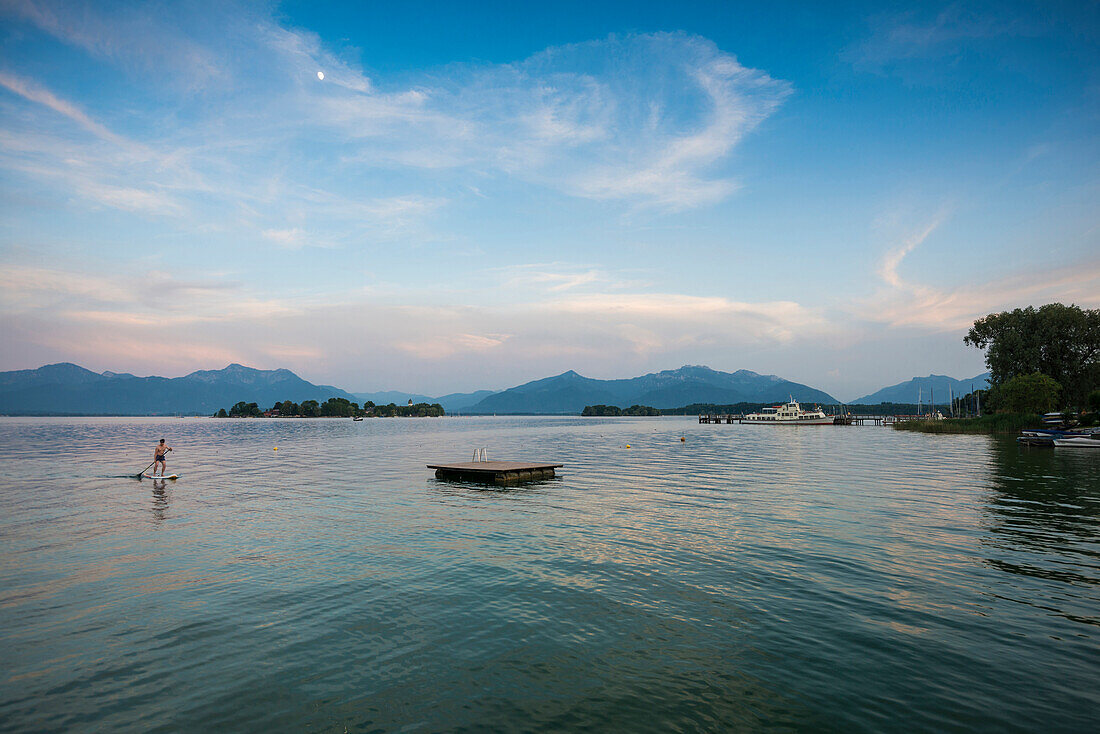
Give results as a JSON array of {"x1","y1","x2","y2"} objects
[{"x1": 152, "y1": 438, "x2": 172, "y2": 476}]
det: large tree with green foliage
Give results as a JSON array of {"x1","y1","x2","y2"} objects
[
  {"x1": 372, "y1": 401, "x2": 444, "y2": 417},
  {"x1": 272, "y1": 400, "x2": 300, "y2": 416},
  {"x1": 320, "y1": 397, "x2": 359, "y2": 417},
  {"x1": 964, "y1": 303, "x2": 1100, "y2": 407},
  {"x1": 229, "y1": 401, "x2": 262, "y2": 417},
  {"x1": 995, "y1": 373, "x2": 1061, "y2": 414}
]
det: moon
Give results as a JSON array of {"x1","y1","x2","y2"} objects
[{"x1": 317, "y1": 71, "x2": 324, "y2": 81}]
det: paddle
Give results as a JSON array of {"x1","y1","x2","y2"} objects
[{"x1": 134, "y1": 459, "x2": 156, "y2": 479}]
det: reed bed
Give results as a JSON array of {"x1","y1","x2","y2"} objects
[{"x1": 892, "y1": 413, "x2": 1036, "y2": 434}]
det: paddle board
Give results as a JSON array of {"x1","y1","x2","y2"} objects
[{"x1": 143, "y1": 474, "x2": 180, "y2": 479}]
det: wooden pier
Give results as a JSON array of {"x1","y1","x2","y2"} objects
[
  {"x1": 699, "y1": 413, "x2": 917, "y2": 426},
  {"x1": 427, "y1": 461, "x2": 563, "y2": 484},
  {"x1": 698, "y1": 414, "x2": 745, "y2": 423},
  {"x1": 850, "y1": 415, "x2": 920, "y2": 425}
]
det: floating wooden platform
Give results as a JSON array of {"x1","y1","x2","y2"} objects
[{"x1": 427, "y1": 461, "x2": 563, "y2": 484}]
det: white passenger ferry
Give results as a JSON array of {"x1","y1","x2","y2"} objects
[{"x1": 740, "y1": 398, "x2": 832, "y2": 425}]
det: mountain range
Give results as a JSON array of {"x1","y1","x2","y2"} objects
[
  {"x1": 462, "y1": 365, "x2": 837, "y2": 414},
  {"x1": 852, "y1": 373, "x2": 991, "y2": 404},
  {"x1": 0, "y1": 362, "x2": 991, "y2": 416},
  {"x1": 0, "y1": 363, "x2": 356, "y2": 415}
]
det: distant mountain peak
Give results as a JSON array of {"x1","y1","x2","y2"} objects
[
  {"x1": 0, "y1": 362, "x2": 357, "y2": 415},
  {"x1": 39, "y1": 362, "x2": 99, "y2": 375},
  {"x1": 544, "y1": 369, "x2": 586, "y2": 382},
  {"x1": 666, "y1": 364, "x2": 718, "y2": 377},
  {"x1": 852, "y1": 372, "x2": 992, "y2": 404},
  {"x1": 0, "y1": 363, "x2": 104, "y2": 385},
  {"x1": 466, "y1": 364, "x2": 836, "y2": 413}
]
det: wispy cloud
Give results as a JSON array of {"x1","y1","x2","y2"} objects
[
  {"x1": 0, "y1": 0, "x2": 788, "y2": 235},
  {"x1": 395, "y1": 332, "x2": 513, "y2": 360},
  {"x1": 433, "y1": 32, "x2": 791, "y2": 210},
  {"x1": 2, "y1": 0, "x2": 224, "y2": 91},
  {"x1": 877, "y1": 206, "x2": 951, "y2": 287},
  {"x1": 857, "y1": 208, "x2": 1100, "y2": 331},
  {"x1": 0, "y1": 264, "x2": 291, "y2": 322},
  {"x1": 495, "y1": 263, "x2": 644, "y2": 293},
  {"x1": 541, "y1": 293, "x2": 826, "y2": 348},
  {"x1": 0, "y1": 264, "x2": 139, "y2": 310},
  {"x1": 0, "y1": 70, "x2": 192, "y2": 216},
  {"x1": 261, "y1": 228, "x2": 307, "y2": 248},
  {"x1": 864, "y1": 259, "x2": 1100, "y2": 331},
  {"x1": 845, "y1": 5, "x2": 1027, "y2": 73},
  {"x1": 0, "y1": 258, "x2": 833, "y2": 384},
  {"x1": 0, "y1": 69, "x2": 126, "y2": 144}
]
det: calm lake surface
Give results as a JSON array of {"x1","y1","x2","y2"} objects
[{"x1": 0, "y1": 416, "x2": 1097, "y2": 732}]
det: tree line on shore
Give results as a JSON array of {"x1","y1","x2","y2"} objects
[
  {"x1": 963, "y1": 303, "x2": 1100, "y2": 417},
  {"x1": 215, "y1": 397, "x2": 444, "y2": 418},
  {"x1": 663, "y1": 401, "x2": 938, "y2": 416},
  {"x1": 581, "y1": 404, "x2": 661, "y2": 416},
  {"x1": 901, "y1": 303, "x2": 1100, "y2": 432}
]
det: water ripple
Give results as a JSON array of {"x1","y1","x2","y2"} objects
[{"x1": 0, "y1": 416, "x2": 1098, "y2": 731}]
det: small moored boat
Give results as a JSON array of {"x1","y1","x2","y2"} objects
[
  {"x1": 1053, "y1": 436, "x2": 1100, "y2": 448},
  {"x1": 1017, "y1": 435, "x2": 1055, "y2": 446}
]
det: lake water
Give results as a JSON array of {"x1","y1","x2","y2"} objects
[{"x1": 0, "y1": 416, "x2": 1097, "y2": 732}]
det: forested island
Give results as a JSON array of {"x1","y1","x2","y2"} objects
[
  {"x1": 215, "y1": 396, "x2": 444, "y2": 418},
  {"x1": 582, "y1": 404, "x2": 660, "y2": 416}
]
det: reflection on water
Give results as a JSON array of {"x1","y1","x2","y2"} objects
[
  {"x1": 0, "y1": 417, "x2": 1097, "y2": 732},
  {"x1": 981, "y1": 438, "x2": 1100, "y2": 624},
  {"x1": 150, "y1": 482, "x2": 170, "y2": 525}
]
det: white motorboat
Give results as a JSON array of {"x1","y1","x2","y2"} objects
[
  {"x1": 741, "y1": 398, "x2": 833, "y2": 425},
  {"x1": 1053, "y1": 435, "x2": 1100, "y2": 448}
]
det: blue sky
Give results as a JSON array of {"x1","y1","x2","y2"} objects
[{"x1": 1, "y1": 0, "x2": 1097, "y2": 400}]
